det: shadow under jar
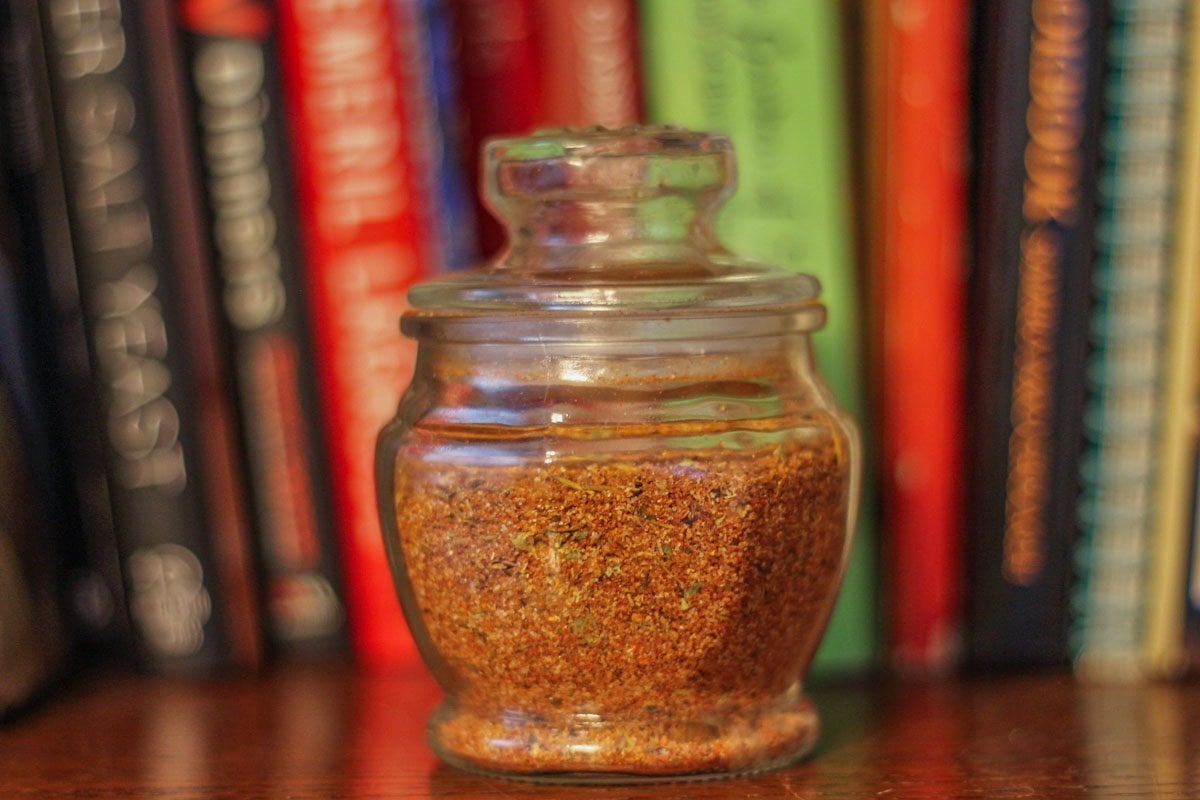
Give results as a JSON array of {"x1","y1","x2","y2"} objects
[{"x1": 375, "y1": 127, "x2": 860, "y2": 783}]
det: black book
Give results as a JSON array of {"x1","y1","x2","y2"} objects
[
  {"x1": 964, "y1": 0, "x2": 1107, "y2": 668},
  {"x1": 175, "y1": 0, "x2": 347, "y2": 658},
  {"x1": 0, "y1": 221, "x2": 71, "y2": 719},
  {"x1": 36, "y1": 0, "x2": 263, "y2": 672},
  {"x1": 0, "y1": 0, "x2": 129, "y2": 653},
  {"x1": 1185, "y1": 442, "x2": 1200, "y2": 672}
]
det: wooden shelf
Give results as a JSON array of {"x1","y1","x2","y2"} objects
[{"x1": 3, "y1": 664, "x2": 1199, "y2": 798}]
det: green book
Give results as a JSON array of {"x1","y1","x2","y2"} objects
[{"x1": 640, "y1": 0, "x2": 877, "y2": 674}]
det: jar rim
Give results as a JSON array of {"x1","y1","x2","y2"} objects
[
  {"x1": 401, "y1": 303, "x2": 826, "y2": 344},
  {"x1": 485, "y1": 125, "x2": 733, "y2": 166},
  {"x1": 409, "y1": 255, "x2": 821, "y2": 310}
]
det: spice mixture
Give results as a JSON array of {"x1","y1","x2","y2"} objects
[{"x1": 389, "y1": 426, "x2": 850, "y2": 778}]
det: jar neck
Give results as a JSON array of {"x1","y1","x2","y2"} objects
[
  {"x1": 492, "y1": 195, "x2": 724, "y2": 269},
  {"x1": 481, "y1": 128, "x2": 736, "y2": 271}
]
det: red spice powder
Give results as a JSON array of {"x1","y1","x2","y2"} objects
[{"x1": 390, "y1": 427, "x2": 850, "y2": 778}]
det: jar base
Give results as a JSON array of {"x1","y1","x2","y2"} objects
[{"x1": 427, "y1": 696, "x2": 820, "y2": 784}]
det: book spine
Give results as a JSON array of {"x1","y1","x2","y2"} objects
[
  {"x1": 965, "y1": 0, "x2": 1107, "y2": 669},
  {"x1": 450, "y1": 0, "x2": 540, "y2": 256},
  {"x1": 38, "y1": 0, "x2": 262, "y2": 671},
  {"x1": 176, "y1": 0, "x2": 348, "y2": 658},
  {"x1": 0, "y1": 197, "x2": 73, "y2": 715},
  {"x1": 639, "y1": 0, "x2": 877, "y2": 675},
  {"x1": 1072, "y1": 1, "x2": 1186, "y2": 680},
  {"x1": 137, "y1": 0, "x2": 264, "y2": 670},
  {"x1": 0, "y1": 0, "x2": 128, "y2": 650},
  {"x1": 276, "y1": 0, "x2": 431, "y2": 667},
  {"x1": 1144, "y1": 0, "x2": 1200, "y2": 679},
  {"x1": 430, "y1": 0, "x2": 481, "y2": 270},
  {"x1": 395, "y1": 0, "x2": 478, "y2": 273},
  {"x1": 0, "y1": 318, "x2": 70, "y2": 717},
  {"x1": 876, "y1": 0, "x2": 968, "y2": 674},
  {"x1": 531, "y1": 0, "x2": 641, "y2": 128},
  {"x1": 1185, "y1": 441, "x2": 1200, "y2": 669}
]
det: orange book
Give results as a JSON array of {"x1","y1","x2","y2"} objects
[{"x1": 874, "y1": 0, "x2": 968, "y2": 673}]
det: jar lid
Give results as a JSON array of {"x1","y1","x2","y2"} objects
[{"x1": 405, "y1": 127, "x2": 825, "y2": 338}]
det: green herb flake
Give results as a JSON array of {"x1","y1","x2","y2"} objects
[
  {"x1": 571, "y1": 613, "x2": 596, "y2": 636},
  {"x1": 680, "y1": 582, "x2": 703, "y2": 610},
  {"x1": 559, "y1": 545, "x2": 585, "y2": 562},
  {"x1": 510, "y1": 532, "x2": 537, "y2": 551}
]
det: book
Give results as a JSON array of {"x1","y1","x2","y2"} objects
[
  {"x1": 0, "y1": 373, "x2": 70, "y2": 720},
  {"x1": 531, "y1": 0, "x2": 641, "y2": 129},
  {"x1": 1140, "y1": 0, "x2": 1199, "y2": 679},
  {"x1": 38, "y1": 0, "x2": 263, "y2": 671},
  {"x1": 872, "y1": 0, "x2": 968, "y2": 674},
  {"x1": 638, "y1": 0, "x2": 878, "y2": 674},
  {"x1": 0, "y1": 206, "x2": 70, "y2": 718},
  {"x1": 1185, "y1": 442, "x2": 1200, "y2": 670},
  {"x1": 176, "y1": 0, "x2": 348, "y2": 658},
  {"x1": 0, "y1": 0, "x2": 128, "y2": 651},
  {"x1": 965, "y1": 0, "x2": 1107, "y2": 669},
  {"x1": 450, "y1": 0, "x2": 540, "y2": 256},
  {"x1": 407, "y1": 0, "x2": 478, "y2": 272},
  {"x1": 450, "y1": 0, "x2": 640, "y2": 260},
  {"x1": 276, "y1": 0, "x2": 432, "y2": 667},
  {"x1": 1071, "y1": 0, "x2": 1188, "y2": 681}
]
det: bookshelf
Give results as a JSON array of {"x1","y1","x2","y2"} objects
[
  {"x1": 5, "y1": 3, "x2": 1200, "y2": 793},
  {"x1": 2, "y1": 665, "x2": 1199, "y2": 797}
]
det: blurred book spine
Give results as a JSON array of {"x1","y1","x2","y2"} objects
[
  {"x1": 1141, "y1": 0, "x2": 1198, "y2": 679},
  {"x1": 0, "y1": 219, "x2": 71, "y2": 719},
  {"x1": 276, "y1": 0, "x2": 431, "y2": 668},
  {"x1": 1185, "y1": 442, "x2": 1200, "y2": 668},
  {"x1": 407, "y1": 0, "x2": 478, "y2": 271},
  {"x1": 38, "y1": 0, "x2": 263, "y2": 672},
  {"x1": 0, "y1": 0, "x2": 128, "y2": 651},
  {"x1": 450, "y1": 0, "x2": 539, "y2": 256},
  {"x1": 451, "y1": 0, "x2": 640, "y2": 260},
  {"x1": 177, "y1": 0, "x2": 348, "y2": 659},
  {"x1": 964, "y1": 0, "x2": 1106, "y2": 669},
  {"x1": 872, "y1": 0, "x2": 968, "y2": 674},
  {"x1": 1071, "y1": 0, "x2": 1187, "y2": 681},
  {"x1": 531, "y1": 0, "x2": 641, "y2": 128}
]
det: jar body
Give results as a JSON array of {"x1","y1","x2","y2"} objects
[{"x1": 376, "y1": 326, "x2": 859, "y2": 781}]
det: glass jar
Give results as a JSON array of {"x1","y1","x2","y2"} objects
[{"x1": 375, "y1": 127, "x2": 859, "y2": 782}]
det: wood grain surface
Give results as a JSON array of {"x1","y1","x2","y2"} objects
[{"x1": 2, "y1": 665, "x2": 1198, "y2": 799}]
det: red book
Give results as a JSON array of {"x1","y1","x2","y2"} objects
[
  {"x1": 874, "y1": 0, "x2": 968, "y2": 673},
  {"x1": 450, "y1": 0, "x2": 541, "y2": 256},
  {"x1": 531, "y1": 0, "x2": 641, "y2": 129},
  {"x1": 451, "y1": 0, "x2": 641, "y2": 258},
  {"x1": 276, "y1": 0, "x2": 431, "y2": 668}
]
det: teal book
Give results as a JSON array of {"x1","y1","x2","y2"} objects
[
  {"x1": 1073, "y1": 0, "x2": 1188, "y2": 680},
  {"x1": 639, "y1": 0, "x2": 877, "y2": 674}
]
